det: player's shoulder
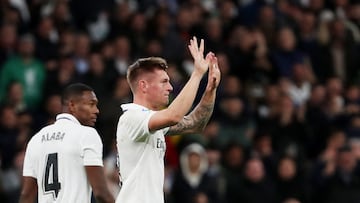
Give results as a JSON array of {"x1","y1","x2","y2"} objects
[
  {"x1": 25, "y1": 124, "x2": 54, "y2": 148},
  {"x1": 79, "y1": 124, "x2": 97, "y2": 131},
  {"x1": 77, "y1": 126, "x2": 102, "y2": 146},
  {"x1": 120, "y1": 106, "x2": 153, "y2": 120},
  {"x1": 79, "y1": 125, "x2": 99, "y2": 136},
  {"x1": 29, "y1": 124, "x2": 54, "y2": 140},
  {"x1": 121, "y1": 103, "x2": 152, "y2": 114},
  {"x1": 119, "y1": 109, "x2": 153, "y2": 129}
]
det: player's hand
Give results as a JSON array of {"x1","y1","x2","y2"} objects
[
  {"x1": 206, "y1": 52, "x2": 221, "y2": 91},
  {"x1": 188, "y1": 36, "x2": 210, "y2": 75}
]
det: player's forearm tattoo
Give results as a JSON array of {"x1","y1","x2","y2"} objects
[{"x1": 167, "y1": 101, "x2": 214, "y2": 135}]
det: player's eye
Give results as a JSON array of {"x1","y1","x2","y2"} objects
[{"x1": 89, "y1": 101, "x2": 97, "y2": 106}]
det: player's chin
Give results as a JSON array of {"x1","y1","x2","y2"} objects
[
  {"x1": 158, "y1": 101, "x2": 169, "y2": 109},
  {"x1": 87, "y1": 120, "x2": 96, "y2": 127}
]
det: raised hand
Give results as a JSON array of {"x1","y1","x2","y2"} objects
[
  {"x1": 206, "y1": 52, "x2": 221, "y2": 91},
  {"x1": 188, "y1": 36, "x2": 210, "y2": 75}
]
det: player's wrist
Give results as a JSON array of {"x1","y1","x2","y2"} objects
[{"x1": 191, "y1": 69, "x2": 205, "y2": 78}]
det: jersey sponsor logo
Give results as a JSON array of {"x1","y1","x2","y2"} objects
[{"x1": 41, "y1": 132, "x2": 65, "y2": 142}]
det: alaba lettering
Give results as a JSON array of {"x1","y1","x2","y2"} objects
[{"x1": 41, "y1": 132, "x2": 65, "y2": 142}]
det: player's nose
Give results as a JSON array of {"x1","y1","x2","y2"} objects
[
  {"x1": 168, "y1": 84, "x2": 173, "y2": 92},
  {"x1": 94, "y1": 106, "x2": 100, "y2": 115}
]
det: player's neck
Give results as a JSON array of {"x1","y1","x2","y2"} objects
[{"x1": 133, "y1": 97, "x2": 160, "y2": 111}]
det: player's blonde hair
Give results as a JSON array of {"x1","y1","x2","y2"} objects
[{"x1": 127, "y1": 57, "x2": 168, "y2": 92}]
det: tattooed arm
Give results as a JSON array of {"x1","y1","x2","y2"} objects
[
  {"x1": 167, "y1": 54, "x2": 221, "y2": 135},
  {"x1": 167, "y1": 89, "x2": 216, "y2": 135}
]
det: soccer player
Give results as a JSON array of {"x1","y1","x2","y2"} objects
[
  {"x1": 19, "y1": 83, "x2": 115, "y2": 203},
  {"x1": 115, "y1": 36, "x2": 221, "y2": 203}
]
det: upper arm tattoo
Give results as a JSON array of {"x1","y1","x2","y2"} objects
[{"x1": 167, "y1": 102, "x2": 214, "y2": 136}]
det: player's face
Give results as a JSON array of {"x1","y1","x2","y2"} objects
[
  {"x1": 72, "y1": 91, "x2": 99, "y2": 126},
  {"x1": 146, "y1": 69, "x2": 173, "y2": 110}
]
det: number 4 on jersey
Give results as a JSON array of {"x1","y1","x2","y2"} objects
[{"x1": 44, "y1": 153, "x2": 61, "y2": 199}]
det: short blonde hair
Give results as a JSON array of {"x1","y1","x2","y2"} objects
[{"x1": 127, "y1": 57, "x2": 168, "y2": 92}]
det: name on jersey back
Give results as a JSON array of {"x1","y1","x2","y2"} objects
[{"x1": 41, "y1": 132, "x2": 65, "y2": 142}]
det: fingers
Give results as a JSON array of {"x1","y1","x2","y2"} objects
[
  {"x1": 209, "y1": 54, "x2": 218, "y2": 68},
  {"x1": 189, "y1": 37, "x2": 199, "y2": 53},
  {"x1": 204, "y1": 52, "x2": 221, "y2": 89},
  {"x1": 205, "y1": 52, "x2": 213, "y2": 59},
  {"x1": 193, "y1": 36, "x2": 199, "y2": 51},
  {"x1": 188, "y1": 36, "x2": 204, "y2": 57},
  {"x1": 188, "y1": 43, "x2": 195, "y2": 57},
  {"x1": 188, "y1": 37, "x2": 198, "y2": 57},
  {"x1": 205, "y1": 52, "x2": 213, "y2": 65},
  {"x1": 199, "y1": 38, "x2": 204, "y2": 55}
]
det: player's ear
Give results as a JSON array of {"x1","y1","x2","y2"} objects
[
  {"x1": 139, "y1": 80, "x2": 148, "y2": 93},
  {"x1": 68, "y1": 99, "x2": 77, "y2": 113}
]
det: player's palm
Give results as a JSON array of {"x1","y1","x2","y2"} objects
[{"x1": 188, "y1": 36, "x2": 209, "y2": 75}]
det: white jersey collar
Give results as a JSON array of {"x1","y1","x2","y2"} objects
[
  {"x1": 56, "y1": 113, "x2": 81, "y2": 125},
  {"x1": 121, "y1": 103, "x2": 150, "y2": 112}
]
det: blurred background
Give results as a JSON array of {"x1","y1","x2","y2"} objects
[{"x1": 1, "y1": 0, "x2": 360, "y2": 202}]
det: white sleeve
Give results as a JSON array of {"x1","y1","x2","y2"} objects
[
  {"x1": 23, "y1": 138, "x2": 37, "y2": 178},
  {"x1": 126, "y1": 110, "x2": 156, "y2": 141},
  {"x1": 162, "y1": 126, "x2": 170, "y2": 136},
  {"x1": 80, "y1": 128, "x2": 103, "y2": 166}
]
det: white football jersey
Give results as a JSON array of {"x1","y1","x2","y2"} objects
[
  {"x1": 116, "y1": 103, "x2": 169, "y2": 203},
  {"x1": 23, "y1": 113, "x2": 103, "y2": 203}
]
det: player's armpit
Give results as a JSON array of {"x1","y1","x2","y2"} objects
[
  {"x1": 19, "y1": 176, "x2": 37, "y2": 203},
  {"x1": 85, "y1": 166, "x2": 115, "y2": 203}
]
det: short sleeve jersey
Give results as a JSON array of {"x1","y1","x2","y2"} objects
[
  {"x1": 116, "y1": 103, "x2": 169, "y2": 203},
  {"x1": 23, "y1": 113, "x2": 103, "y2": 203}
]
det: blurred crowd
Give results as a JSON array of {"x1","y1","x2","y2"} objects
[{"x1": 1, "y1": 0, "x2": 360, "y2": 202}]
